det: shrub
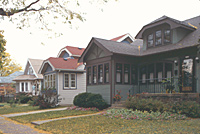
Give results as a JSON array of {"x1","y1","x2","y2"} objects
[
  {"x1": 102, "y1": 109, "x2": 186, "y2": 120},
  {"x1": 125, "y1": 97, "x2": 164, "y2": 112},
  {"x1": 166, "y1": 101, "x2": 200, "y2": 118},
  {"x1": 73, "y1": 92, "x2": 109, "y2": 110},
  {"x1": 16, "y1": 92, "x2": 32, "y2": 104},
  {"x1": 34, "y1": 89, "x2": 59, "y2": 109},
  {"x1": 126, "y1": 97, "x2": 200, "y2": 118}
]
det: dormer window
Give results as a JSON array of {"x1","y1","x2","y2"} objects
[
  {"x1": 147, "y1": 33, "x2": 154, "y2": 47},
  {"x1": 155, "y1": 30, "x2": 162, "y2": 46},
  {"x1": 164, "y1": 29, "x2": 171, "y2": 44},
  {"x1": 147, "y1": 29, "x2": 171, "y2": 48}
]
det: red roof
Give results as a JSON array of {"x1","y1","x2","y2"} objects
[
  {"x1": 48, "y1": 57, "x2": 83, "y2": 70},
  {"x1": 111, "y1": 34, "x2": 127, "y2": 41},
  {"x1": 65, "y1": 46, "x2": 85, "y2": 56}
]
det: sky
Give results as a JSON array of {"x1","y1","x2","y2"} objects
[{"x1": 1, "y1": 0, "x2": 200, "y2": 69}]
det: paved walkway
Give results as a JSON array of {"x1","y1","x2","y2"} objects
[
  {"x1": 31, "y1": 112, "x2": 102, "y2": 125},
  {"x1": 2, "y1": 107, "x2": 67, "y2": 118},
  {"x1": 0, "y1": 116, "x2": 46, "y2": 134},
  {"x1": 0, "y1": 107, "x2": 103, "y2": 133}
]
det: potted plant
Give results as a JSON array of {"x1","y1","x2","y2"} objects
[{"x1": 113, "y1": 90, "x2": 122, "y2": 103}]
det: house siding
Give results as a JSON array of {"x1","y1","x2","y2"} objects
[
  {"x1": 58, "y1": 72, "x2": 86, "y2": 105},
  {"x1": 115, "y1": 85, "x2": 133, "y2": 101},
  {"x1": 87, "y1": 84, "x2": 111, "y2": 104}
]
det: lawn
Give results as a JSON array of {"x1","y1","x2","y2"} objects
[
  {"x1": 35, "y1": 115, "x2": 200, "y2": 134},
  {"x1": 0, "y1": 103, "x2": 40, "y2": 115},
  {"x1": 10, "y1": 110, "x2": 98, "y2": 124}
]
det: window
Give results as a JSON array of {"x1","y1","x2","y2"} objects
[
  {"x1": 140, "y1": 66, "x2": 146, "y2": 83},
  {"x1": 156, "y1": 63, "x2": 163, "y2": 82},
  {"x1": 87, "y1": 67, "x2": 92, "y2": 84},
  {"x1": 25, "y1": 83, "x2": 28, "y2": 91},
  {"x1": 93, "y1": 66, "x2": 97, "y2": 84},
  {"x1": 147, "y1": 33, "x2": 154, "y2": 47},
  {"x1": 21, "y1": 83, "x2": 24, "y2": 92},
  {"x1": 44, "y1": 74, "x2": 56, "y2": 88},
  {"x1": 124, "y1": 64, "x2": 130, "y2": 84},
  {"x1": 104, "y1": 63, "x2": 109, "y2": 83},
  {"x1": 165, "y1": 63, "x2": 172, "y2": 79},
  {"x1": 64, "y1": 73, "x2": 69, "y2": 88},
  {"x1": 148, "y1": 64, "x2": 154, "y2": 83},
  {"x1": 155, "y1": 30, "x2": 162, "y2": 46},
  {"x1": 131, "y1": 65, "x2": 137, "y2": 84},
  {"x1": 116, "y1": 63, "x2": 122, "y2": 83},
  {"x1": 98, "y1": 65, "x2": 103, "y2": 83},
  {"x1": 71, "y1": 74, "x2": 76, "y2": 88},
  {"x1": 52, "y1": 74, "x2": 56, "y2": 88},
  {"x1": 21, "y1": 82, "x2": 28, "y2": 92},
  {"x1": 64, "y1": 73, "x2": 76, "y2": 89},
  {"x1": 164, "y1": 29, "x2": 171, "y2": 44}
]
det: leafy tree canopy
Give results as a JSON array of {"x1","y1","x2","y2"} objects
[
  {"x1": 0, "y1": 30, "x2": 6, "y2": 69},
  {"x1": 0, "y1": 0, "x2": 116, "y2": 34},
  {"x1": 0, "y1": 52, "x2": 22, "y2": 76}
]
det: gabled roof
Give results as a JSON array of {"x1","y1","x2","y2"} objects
[
  {"x1": 57, "y1": 46, "x2": 85, "y2": 57},
  {"x1": 0, "y1": 71, "x2": 23, "y2": 83},
  {"x1": 39, "y1": 57, "x2": 84, "y2": 74},
  {"x1": 28, "y1": 59, "x2": 43, "y2": 79},
  {"x1": 48, "y1": 57, "x2": 83, "y2": 70},
  {"x1": 111, "y1": 33, "x2": 134, "y2": 43},
  {"x1": 13, "y1": 75, "x2": 37, "y2": 81},
  {"x1": 136, "y1": 15, "x2": 197, "y2": 39}
]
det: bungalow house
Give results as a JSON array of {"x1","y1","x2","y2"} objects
[
  {"x1": 79, "y1": 15, "x2": 200, "y2": 105},
  {"x1": 39, "y1": 46, "x2": 86, "y2": 105},
  {"x1": 13, "y1": 59, "x2": 43, "y2": 95}
]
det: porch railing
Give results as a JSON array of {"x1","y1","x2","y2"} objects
[{"x1": 134, "y1": 77, "x2": 197, "y2": 94}]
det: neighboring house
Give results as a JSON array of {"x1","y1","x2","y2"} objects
[
  {"x1": 79, "y1": 15, "x2": 200, "y2": 105},
  {"x1": 0, "y1": 71, "x2": 23, "y2": 95},
  {"x1": 39, "y1": 46, "x2": 86, "y2": 105},
  {"x1": 111, "y1": 33, "x2": 134, "y2": 44},
  {"x1": 13, "y1": 59, "x2": 43, "y2": 95}
]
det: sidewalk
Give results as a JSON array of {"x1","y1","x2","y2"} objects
[
  {"x1": 0, "y1": 116, "x2": 46, "y2": 134},
  {"x1": 2, "y1": 107, "x2": 67, "y2": 118},
  {"x1": 31, "y1": 112, "x2": 102, "y2": 125}
]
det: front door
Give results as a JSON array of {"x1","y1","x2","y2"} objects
[{"x1": 181, "y1": 58, "x2": 194, "y2": 92}]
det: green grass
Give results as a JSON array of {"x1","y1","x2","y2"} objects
[
  {"x1": 0, "y1": 105, "x2": 40, "y2": 115},
  {"x1": 10, "y1": 110, "x2": 97, "y2": 124},
  {"x1": 0, "y1": 103, "x2": 66, "y2": 115},
  {"x1": 35, "y1": 115, "x2": 200, "y2": 134}
]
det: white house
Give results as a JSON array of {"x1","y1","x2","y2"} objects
[
  {"x1": 13, "y1": 59, "x2": 43, "y2": 95},
  {"x1": 39, "y1": 46, "x2": 86, "y2": 105}
]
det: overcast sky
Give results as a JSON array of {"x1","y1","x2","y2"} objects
[{"x1": 1, "y1": 0, "x2": 200, "y2": 69}]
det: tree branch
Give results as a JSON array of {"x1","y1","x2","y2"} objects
[{"x1": 0, "y1": 0, "x2": 41, "y2": 16}]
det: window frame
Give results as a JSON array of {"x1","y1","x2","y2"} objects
[
  {"x1": 92, "y1": 66, "x2": 97, "y2": 84},
  {"x1": 104, "y1": 63, "x2": 109, "y2": 84},
  {"x1": 98, "y1": 64, "x2": 103, "y2": 84},
  {"x1": 63, "y1": 73, "x2": 77, "y2": 89},
  {"x1": 87, "y1": 67, "x2": 92, "y2": 85},
  {"x1": 116, "y1": 63, "x2": 122, "y2": 84},
  {"x1": 124, "y1": 64, "x2": 130, "y2": 84}
]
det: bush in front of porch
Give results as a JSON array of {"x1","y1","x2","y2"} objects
[{"x1": 125, "y1": 97, "x2": 200, "y2": 118}]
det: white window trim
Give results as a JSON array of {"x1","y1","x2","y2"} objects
[
  {"x1": 44, "y1": 74, "x2": 56, "y2": 89},
  {"x1": 64, "y1": 73, "x2": 76, "y2": 89}
]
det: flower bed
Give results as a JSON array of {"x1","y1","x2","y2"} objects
[{"x1": 101, "y1": 109, "x2": 186, "y2": 120}]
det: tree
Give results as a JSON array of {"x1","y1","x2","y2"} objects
[
  {"x1": 0, "y1": 0, "x2": 115, "y2": 32},
  {"x1": 0, "y1": 52, "x2": 22, "y2": 76},
  {"x1": 0, "y1": 31, "x2": 6, "y2": 69}
]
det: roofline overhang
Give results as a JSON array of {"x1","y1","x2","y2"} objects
[
  {"x1": 55, "y1": 68, "x2": 85, "y2": 72},
  {"x1": 39, "y1": 60, "x2": 55, "y2": 74},
  {"x1": 79, "y1": 37, "x2": 113, "y2": 63},
  {"x1": 135, "y1": 17, "x2": 196, "y2": 39}
]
